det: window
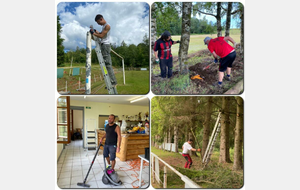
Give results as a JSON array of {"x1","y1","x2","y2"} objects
[{"x1": 57, "y1": 96, "x2": 71, "y2": 143}]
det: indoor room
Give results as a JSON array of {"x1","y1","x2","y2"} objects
[{"x1": 56, "y1": 96, "x2": 150, "y2": 188}]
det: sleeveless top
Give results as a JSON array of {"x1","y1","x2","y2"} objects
[
  {"x1": 105, "y1": 123, "x2": 117, "y2": 145},
  {"x1": 101, "y1": 23, "x2": 110, "y2": 44}
]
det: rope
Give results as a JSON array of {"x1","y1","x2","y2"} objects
[{"x1": 119, "y1": 159, "x2": 149, "y2": 188}]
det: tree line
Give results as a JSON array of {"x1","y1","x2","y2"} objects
[
  {"x1": 151, "y1": 96, "x2": 243, "y2": 171},
  {"x1": 57, "y1": 16, "x2": 149, "y2": 68}
]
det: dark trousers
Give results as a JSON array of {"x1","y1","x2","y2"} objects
[
  {"x1": 159, "y1": 57, "x2": 173, "y2": 78},
  {"x1": 182, "y1": 154, "x2": 193, "y2": 168}
]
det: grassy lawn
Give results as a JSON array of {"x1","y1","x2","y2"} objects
[
  {"x1": 57, "y1": 65, "x2": 149, "y2": 94},
  {"x1": 170, "y1": 29, "x2": 241, "y2": 56},
  {"x1": 151, "y1": 146, "x2": 243, "y2": 189}
]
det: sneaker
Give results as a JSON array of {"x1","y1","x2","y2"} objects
[
  {"x1": 224, "y1": 75, "x2": 231, "y2": 81},
  {"x1": 213, "y1": 81, "x2": 223, "y2": 88},
  {"x1": 106, "y1": 165, "x2": 111, "y2": 169}
]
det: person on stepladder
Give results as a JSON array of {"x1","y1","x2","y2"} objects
[
  {"x1": 99, "y1": 114, "x2": 121, "y2": 174},
  {"x1": 90, "y1": 14, "x2": 117, "y2": 87},
  {"x1": 182, "y1": 139, "x2": 201, "y2": 169}
]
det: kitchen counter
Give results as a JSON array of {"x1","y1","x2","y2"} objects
[{"x1": 97, "y1": 130, "x2": 149, "y2": 161}]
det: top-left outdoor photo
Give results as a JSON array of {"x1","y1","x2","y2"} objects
[{"x1": 57, "y1": 2, "x2": 150, "y2": 95}]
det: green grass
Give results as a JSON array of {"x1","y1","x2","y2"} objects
[
  {"x1": 57, "y1": 66, "x2": 149, "y2": 94},
  {"x1": 170, "y1": 29, "x2": 241, "y2": 56},
  {"x1": 151, "y1": 146, "x2": 243, "y2": 189}
]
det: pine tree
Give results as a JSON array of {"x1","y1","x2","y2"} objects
[{"x1": 57, "y1": 16, "x2": 65, "y2": 67}]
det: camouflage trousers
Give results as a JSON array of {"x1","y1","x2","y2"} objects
[{"x1": 100, "y1": 43, "x2": 117, "y2": 85}]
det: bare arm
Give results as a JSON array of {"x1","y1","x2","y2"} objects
[
  {"x1": 154, "y1": 51, "x2": 158, "y2": 59},
  {"x1": 100, "y1": 133, "x2": 106, "y2": 144},
  {"x1": 93, "y1": 24, "x2": 110, "y2": 39},
  {"x1": 224, "y1": 36, "x2": 236, "y2": 47},
  {"x1": 115, "y1": 125, "x2": 121, "y2": 152}
]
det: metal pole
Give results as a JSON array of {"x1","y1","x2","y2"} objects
[
  {"x1": 122, "y1": 58, "x2": 125, "y2": 85},
  {"x1": 85, "y1": 31, "x2": 92, "y2": 94}
]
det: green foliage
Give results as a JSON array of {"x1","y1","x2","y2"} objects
[
  {"x1": 57, "y1": 16, "x2": 65, "y2": 67},
  {"x1": 63, "y1": 34, "x2": 149, "y2": 69}
]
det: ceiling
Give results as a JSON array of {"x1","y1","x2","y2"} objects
[{"x1": 70, "y1": 95, "x2": 149, "y2": 106}]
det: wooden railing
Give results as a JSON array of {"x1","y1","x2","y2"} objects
[{"x1": 151, "y1": 152, "x2": 201, "y2": 188}]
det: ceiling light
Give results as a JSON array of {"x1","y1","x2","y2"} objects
[{"x1": 130, "y1": 96, "x2": 147, "y2": 103}]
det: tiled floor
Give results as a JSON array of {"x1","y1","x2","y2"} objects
[{"x1": 57, "y1": 140, "x2": 150, "y2": 188}]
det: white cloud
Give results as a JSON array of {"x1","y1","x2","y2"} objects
[{"x1": 57, "y1": 2, "x2": 149, "y2": 51}]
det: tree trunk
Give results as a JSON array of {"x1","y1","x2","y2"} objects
[
  {"x1": 202, "y1": 97, "x2": 213, "y2": 158},
  {"x1": 225, "y1": 2, "x2": 232, "y2": 37},
  {"x1": 219, "y1": 96, "x2": 232, "y2": 163},
  {"x1": 151, "y1": 4, "x2": 157, "y2": 76},
  {"x1": 174, "y1": 125, "x2": 178, "y2": 153},
  {"x1": 179, "y1": 2, "x2": 192, "y2": 74},
  {"x1": 239, "y1": 5, "x2": 244, "y2": 61},
  {"x1": 216, "y1": 2, "x2": 222, "y2": 37},
  {"x1": 233, "y1": 97, "x2": 244, "y2": 170}
]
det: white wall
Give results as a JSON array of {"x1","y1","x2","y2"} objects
[{"x1": 70, "y1": 99, "x2": 149, "y2": 147}]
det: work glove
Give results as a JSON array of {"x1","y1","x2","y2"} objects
[
  {"x1": 155, "y1": 58, "x2": 159, "y2": 64},
  {"x1": 90, "y1": 29, "x2": 96, "y2": 34},
  {"x1": 176, "y1": 40, "x2": 181, "y2": 44},
  {"x1": 234, "y1": 43, "x2": 237, "y2": 48},
  {"x1": 214, "y1": 58, "x2": 218, "y2": 63}
]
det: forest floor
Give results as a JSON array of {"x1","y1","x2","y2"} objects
[
  {"x1": 151, "y1": 147, "x2": 244, "y2": 189},
  {"x1": 151, "y1": 44, "x2": 244, "y2": 95}
]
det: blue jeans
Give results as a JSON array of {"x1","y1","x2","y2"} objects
[{"x1": 159, "y1": 57, "x2": 173, "y2": 78}]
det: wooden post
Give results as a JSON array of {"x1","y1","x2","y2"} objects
[
  {"x1": 152, "y1": 154, "x2": 155, "y2": 184},
  {"x1": 163, "y1": 165, "x2": 167, "y2": 188}
]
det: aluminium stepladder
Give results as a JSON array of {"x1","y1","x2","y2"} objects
[
  {"x1": 202, "y1": 111, "x2": 222, "y2": 168},
  {"x1": 91, "y1": 25, "x2": 118, "y2": 94}
]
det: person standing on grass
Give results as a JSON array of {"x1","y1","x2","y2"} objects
[
  {"x1": 90, "y1": 14, "x2": 117, "y2": 87},
  {"x1": 204, "y1": 36, "x2": 237, "y2": 88},
  {"x1": 99, "y1": 114, "x2": 121, "y2": 173},
  {"x1": 182, "y1": 139, "x2": 201, "y2": 169},
  {"x1": 153, "y1": 30, "x2": 180, "y2": 78}
]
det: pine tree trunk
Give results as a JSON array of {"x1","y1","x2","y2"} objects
[
  {"x1": 219, "y1": 97, "x2": 231, "y2": 163},
  {"x1": 239, "y1": 6, "x2": 244, "y2": 61},
  {"x1": 179, "y1": 2, "x2": 192, "y2": 74},
  {"x1": 225, "y1": 2, "x2": 232, "y2": 37},
  {"x1": 216, "y1": 2, "x2": 222, "y2": 37},
  {"x1": 202, "y1": 97, "x2": 212, "y2": 158},
  {"x1": 233, "y1": 97, "x2": 244, "y2": 170}
]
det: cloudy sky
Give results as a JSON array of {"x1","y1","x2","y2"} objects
[{"x1": 57, "y1": 2, "x2": 149, "y2": 51}]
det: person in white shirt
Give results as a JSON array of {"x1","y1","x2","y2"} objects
[{"x1": 182, "y1": 139, "x2": 201, "y2": 169}]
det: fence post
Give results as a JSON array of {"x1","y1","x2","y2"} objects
[
  {"x1": 152, "y1": 154, "x2": 155, "y2": 184},
  {"x1": 163, "y1": 165, "x2": 167, "y2": 188}
]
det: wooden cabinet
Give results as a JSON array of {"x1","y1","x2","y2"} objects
[{"x1": 97, "y1": 130, "x2": 149, "y2": 161}]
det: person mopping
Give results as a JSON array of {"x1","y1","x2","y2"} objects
[{"x1": 182, "y1": 139, "x2": 201, "y2": 169}]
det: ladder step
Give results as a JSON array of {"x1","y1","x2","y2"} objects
[
  {"x1": 87, "y1": 136, "x2": 95, "y2": 138},
  {"x1": 87, "y1": 142, "x2": 96, "y2": 144},
  {"x1": 87, "y1": 131, "x2": 95, "y2": 133},
  {"x1": 88, "y1": 147, "x2": 96, "y2": 150}
]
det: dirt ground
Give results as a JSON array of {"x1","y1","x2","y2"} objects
[{"x1": 151, "y1": 45, "x2": 244, "y2": 95}]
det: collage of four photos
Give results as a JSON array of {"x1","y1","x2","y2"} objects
[{"x1": 56, "y1": 1, "x2": 244, "y2": 189}]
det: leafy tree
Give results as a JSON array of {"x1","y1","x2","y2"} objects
[{"x1": 57, "y1": 16, "x2": 65, "y2": 67}]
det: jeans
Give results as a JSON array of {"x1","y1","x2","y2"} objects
[
  {"x1": 159, "y1": 57, "x2": 173, "y2": 78},
  {"x1": 100, "y1": 44, "x2": 117, "y2": 85}
]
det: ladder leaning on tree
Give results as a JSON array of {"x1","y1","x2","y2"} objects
[{"x1": 202, "y1": 111, "x2": 222, "y2": 169}]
